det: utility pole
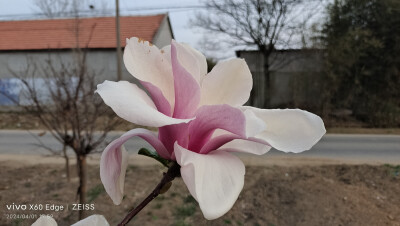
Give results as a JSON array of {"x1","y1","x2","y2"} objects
[{"x1": 116, "y1": 0, "x2": 122, "y2": 80}]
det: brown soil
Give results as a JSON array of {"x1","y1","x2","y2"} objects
[{"x1": 0, "y1": 159, "x2": 399, "y2": 226}]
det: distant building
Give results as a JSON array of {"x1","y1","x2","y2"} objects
[
  {"x1": 236, "y1": 49, "x2": 324, "y2": 110},
  {"x1": 0, "y1": 14, "x2": 174, "y2": 106}
]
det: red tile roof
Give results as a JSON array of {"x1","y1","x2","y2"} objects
[{"x1": 0, "y1": 15, "x2": 165, "y2": 50}]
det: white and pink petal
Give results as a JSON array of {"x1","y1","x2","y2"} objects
[
  {"x1": 174, "y1": 143, "x2": 245, "y2": 220},
  {"x1": 199, "y1": 134, "x2": 271, "y2": 155},
  {"x1": 188, "y1": 104, "x2": 246, "y2": 152},
  {"x1": 100, "y1": 129, "x2": 170, "y2": 205},
  {"x1": 96, "y1": 81, "x2": 192, "y2": 127},
  {"x1": 123, "y1": 37, "x2": 174, "y2": 106},
  {"x1": 141, "y1": 81, "x2": 172, "y2": 116},
  {"x1": 171, "y1": 41, "x2": 201, "y2": 118},
  {"x1": 161, "y1": 42, "x2": 207, "y2": 84}
]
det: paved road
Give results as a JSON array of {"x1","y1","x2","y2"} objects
[
  {"x1": 0, "y1": 130, "x2": 399, "y2": 164},
  {"x1": 265, "y1": 134, "x2": 400, "y2": 163}
]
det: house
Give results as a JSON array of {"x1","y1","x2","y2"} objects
[
  {"x1": 0, "y1": 14, "x2": 174, "y2": 105},
  {"x1": 236, "y1": 49, "x2": 324, "y2": 110}
]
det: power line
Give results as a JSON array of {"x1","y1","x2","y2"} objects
[
  {"x1": 0, "y1": 4, "x2": 207, "y2": 20},
  {"x1": 0, "y1": 1, "x2": 331, "y2": 21}
]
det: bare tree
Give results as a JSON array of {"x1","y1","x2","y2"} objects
[
  {"x1": 192, "y1": 0, "x2": 322, "y2": 107},
  {"x1": 30, "y1": 130, "x2": 72, "y2": 182},
  {"x1": 34, "y1": 0, "x2": 111, "y2": 18},
  {"x1": 5, "y1": 2, "x2": 122, "y2": 220},
  {"x1": 0, "y1": 0, "x2": 124, "y2": 221},
  {"x1": 34, "y1": 0, "x2": 70, "y2": 18},
  {"x1": 9, "y1": 50, "x2": 121, "y2": 220}
]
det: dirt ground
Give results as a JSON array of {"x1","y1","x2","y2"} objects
[{"x1": 0, "y1": 157, "x2": 399, "y2": 226}]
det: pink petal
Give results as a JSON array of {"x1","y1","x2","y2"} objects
[
  {"x1": 200, "y1": 58, "x2": 252, "y2": 107},
  {"x1": 158, "y1": 123, "x2": 190, "y2": 159},
  {"x1": 174, "y1": 143, "x2": 245, "y2": 220},
  {"x1": 188, "y1": 105, "x2": 246, "y2": 153},
  {"x1": 124, "y1": 37, "x2": 174, "y2": 107},
  {"x1": 171, "y1": 40, "x2": 201, "y2": 118},
  {"x1": 100, "y1": 129, "x2": 170, "y2": 205}
]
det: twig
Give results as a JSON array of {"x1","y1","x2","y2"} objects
[{"x1": 118, "y1": 162, "x2": 181, "y2": 226}]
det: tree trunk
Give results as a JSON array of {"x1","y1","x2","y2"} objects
[
  {"x1": 62, "y1": 144, "x2": 70, "y2": 182},
  {"x1": 249, "y1": 86, "x2": 255, "y2": 106},
  {"x1": 263, "y1": 55, "x2": 271, "y2": 108},
  {"x1": 77, "y1": 154, "x2": 87, "y2": 220}
]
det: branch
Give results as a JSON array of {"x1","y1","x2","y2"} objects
[{"x1": 118, "y1": 162, "x2": 181, "y2": 226}]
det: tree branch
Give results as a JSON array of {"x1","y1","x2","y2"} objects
[{"x1": 118, "y1": 162, "x2": 181, "y2": 226}]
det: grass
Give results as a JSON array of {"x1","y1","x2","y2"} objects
[
  {"x1": 183, "y1": 195, "x2": 196, "y2": 204},
  {"x1": 173, "y1": 195, "x2": 198, "y2": 225},
  {"x1": 384, "y1": 164, "x2": 400, "y2": 177},
  {"x1": 87, "y1": 184, "x2": 105, "y2": 203},
  {"x1": 154, "y1": 203, "x2": 163, "y2": 209},
  {"x1": 172, "y1": 220, "x2": 190, "y2": 226},
  {"x1": 11, "y1": 219, "x2": 24, "y2": 226},
  {"x1": 23, "y1": 182, "x2": 31, "y2": 188},
  {"x1": 224, "y1": 219, "x2": 232, "y2": 224},
  {"x1": 175, "y1": 205, "x2": 196, "y2": 218}
]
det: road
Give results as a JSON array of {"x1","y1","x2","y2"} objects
[{"x1": 0, "y1": 130, "x2": 399, "y2": 164}]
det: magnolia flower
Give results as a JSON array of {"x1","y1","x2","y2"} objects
[
  {"x1": 32, "y1": 215, "x2": 109, "y2": 226},
  {"x1": 96, "y1": 38, "x2": 325, "y2": 220}
]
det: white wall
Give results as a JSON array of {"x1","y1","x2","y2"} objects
[{"x1": 153, "y1": 16, "x2": 174, "y2": 48}]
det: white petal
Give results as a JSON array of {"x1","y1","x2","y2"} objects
[
  {"x1": 221, "y1": 139, "x2": 272, "y2": 155},
  {"x1": 241, "y1": 107, "x2": 326, "y2": 153},
  {"x1": 243, "y1": 108, "x2": 266, "y2": 137},
  {"x1": 71, "y1": 215, "x2": 109, "y2": 226},
  {"x1": 124, "y1": 37, "x2": 174, "y2": 106},
  {"x1": 96, "y1": 80, "x2": 192, "y2": 127},
  {"x1": 160, "y1": 45, "x2": 171, "y2": 63},
  {"x1": 200, "y1": 58, "x2": 252, "y2": 107},
  {"x1": 32, "y1": 216, "x2": 57, "y2": 226},
  {"x1": 175, "y1": 143, "x2": 245, "y2": 220}
]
